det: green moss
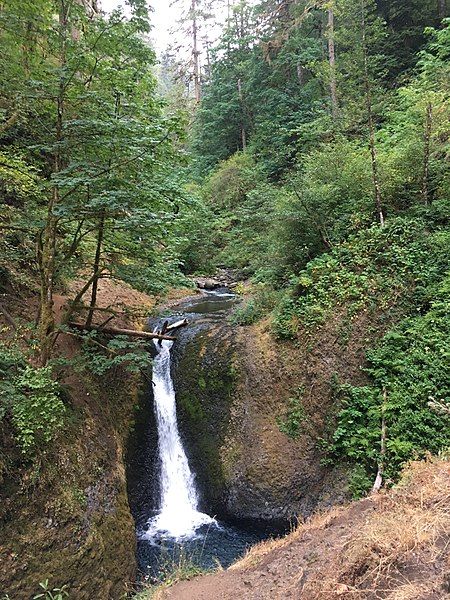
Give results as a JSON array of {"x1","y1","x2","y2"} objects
[
  {"x1": 174, "y1": 329, "x2": 238, "y2": 500},
  {"x1": 178, "y1": 391, "x2": 205, "y2": 421}
]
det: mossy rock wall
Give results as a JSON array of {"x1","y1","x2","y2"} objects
[
  {"x1": 172, "y1": 325, "x2": 238, "y2": 514},
  {"x1": 0, "y1": 367, "x2": 138, "y2": 599},
  {"x1": 168, "y1": 308, "x2": 390, "y2": 525}
]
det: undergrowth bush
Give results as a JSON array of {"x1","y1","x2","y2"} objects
[
  {"x1": 133, "y1": 548, "x2": 210, "y2": 599},
  {"x1": 230, "y1": 286, "x2": 279, "y2": 326},
  {"x1": 321, "y1": 277, "x2": 450, "y2": 496},
  {"x1": 33, "y1": 580, "x2": 69, "y2": 600},
  {"x1": 273, "y1": 217, "x2": 449, "y2": 337},
  {"x1": 77, "y1": 333, "x2": 152, "y2": 376},
  {"x1": 0, "y1": 342, "x2": 66, "y2": 454},
  {"x1": 277, "y1": 387, "x2": 306, "y2": 439}
]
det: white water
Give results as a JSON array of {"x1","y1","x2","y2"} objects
[{"x1": 141, "y1": 340, "x2": 215, "y2": 541}]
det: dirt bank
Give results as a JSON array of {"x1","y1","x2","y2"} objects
[{"x1": 162, "y1": 459, "x2": 450, "y2": 600}]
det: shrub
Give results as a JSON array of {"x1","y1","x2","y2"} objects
[
  {"x1": 230, "y1": 299, "x2": 262, "y2": 326},
  {"x1": 275, "y1": 217, "x2": 450, "y2": 333},
  {"x1": 277, "y1": 388, "x2": 306, "y2": 439},
  {"x1": 11, "y1": 366, "x2": 66, "y2": 454},
  {"x1": 271, "y1": 293, "x2": 298, "y2": 339},
  {"x1": 33, "y1": 580, "x2": 69, "y2": 600},
  {"x1": 322, "y1": 278, "x2": 450, "y2": 495},
  {"x1": 77, "y1": 333, "x2": 152, "y2": 376},
  {"x1": 0, "y1": 343, "x2": 65, "y2": 454}
]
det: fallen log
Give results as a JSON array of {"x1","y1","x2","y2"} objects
[
  {"x1": 166, "y1": 318, "x2": 189, "y2": 332},
  {"x1": 69, "y1": 322, "x2": 177, "y2": 341},
  {"x1": 158, "y1": 318, "x2": 189, "y2": 345}
]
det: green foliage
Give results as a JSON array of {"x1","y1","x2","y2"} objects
[
  {"x1": 12, "y1": 366, "x2": 65, "y2": 453},
  {"x1": 322, "y1": 279, "x2": 450, "y2": 493},
  {"x1": 33, "y1": 580, "x2": 69, "y2": 600},
  {"x1": 76, "y1": 333, "x2": 152, "y2": 376},
  {"x1": 230, "y1": 286, "x2": 279, "y2": 325},
  {"x1": 272, "y1": 294, "x2": 298, "y2": 339},
  {"x1": 134, "y1": 548, "x2": 210, "y2": 598},
  {"x1": 0, "y1": 342, "x2": 65, "y2": 454},
  {"x1": 230, "y1": 299, "x2": 263, "y2": 326},
  {"x1": 347, "y1": 464, "x2": 375, "y2": 500},
  {"x1": 275, "y1": 218, "x2": 449, "y2": 333},
  {"x1": 0, "y1": 150, "x2": 42, "y2": 290},
  {"x1": 277, "y1": 387, "x2": 306, "y2": 440},
  {"x1": 0, "y1": 0, "x2": 191, "y2": 310}
]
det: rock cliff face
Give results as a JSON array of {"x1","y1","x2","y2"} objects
[
  {"x1": 172, "y1": 323, "x2": 238, "y2": 516},
  {"x1": 0, "y1": 364, "x2": 138, "y2": 599},
  {"x1": 171, "y1": 308, "x2": 387, "y2": 525}
]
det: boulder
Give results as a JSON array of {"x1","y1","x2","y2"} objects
[{"x1": 195, "y1": 277, "x2": 222, "y2": 290}]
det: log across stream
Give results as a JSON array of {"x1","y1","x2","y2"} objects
[{"x1": 126, "y1": 290, "x2": 281, "y2": 582}]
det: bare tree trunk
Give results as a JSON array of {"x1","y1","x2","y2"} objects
[
  {"x1": 361, "y1": 0, "x2": 384, "y2": 226},
  {"x1": 438, "y1": 0, "x2": 447, "y2": 19},
  {"x1": 69, "y1": 323, "x2": 178, "y2": 341},
  {"x1": 192, "y1": 0, "x2": 201, "y2": 103},
  {"x1": 85, "y1": 211, "x2": 105, "y2": 328},
  {"x1": 237, "y1": 77, "x2": 247, "y2": 150},
  {"x1": 204, "y1": 37, "x2": 212, "y2": 80},
  {"x1": 422, "y1": 102, "x2": 433, "y2": 205},
  {"x1": 327, "y1": 7, "x2": 338, "y2": 120},
  {"x1": 297, "y1": 63, "x2": 304, "y2": 85},
  {"x1": 372, "y1": 388, "x2": 387, "y2": 494},
  {"x1": 38, "y1": 0, "x2": 68, "y2": 365},
  {"x1": 85, "y1": 92, "x2": 120, "y2": 328}
]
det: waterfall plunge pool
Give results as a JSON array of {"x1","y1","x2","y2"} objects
[{"x1": 126, "y1": 290, "x2": 282, "y2": 583}]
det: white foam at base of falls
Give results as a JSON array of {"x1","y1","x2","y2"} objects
[{"x1": 140, "y1": 340, "x2": 215, "y2": 541}]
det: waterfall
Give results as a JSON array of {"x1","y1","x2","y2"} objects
[{"x1": 141, "y1": 340, "x2": 215, "y2": 540}]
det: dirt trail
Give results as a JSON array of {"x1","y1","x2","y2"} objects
[{"x1": 162, "y1": 460, "x2": 450, "y2": 600}]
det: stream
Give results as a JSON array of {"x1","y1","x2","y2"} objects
[{"x1": 127, "y1": 290, "x2": 272, "y2": 582}]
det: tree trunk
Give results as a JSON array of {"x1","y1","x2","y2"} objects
[
  {"x1": 69, "y1": 322, "x2": 178, "y2": 341},
  {"x1": 327, "y1": 7, "x2": 338, "y2": 120},
  {"x1": 422, "y1": 102, "x2": 433, "y2": 205},
  {"x1": 438, "y1": 0, "x2": 447, "y2": 19},
  {"x1": 85, "y1": 92, "x2": 120, "y2": 328},
  {"x1": 192, "y1": 0, "x2": 201, "y2": 103},
  {"x1": 237, "y1": 78, "x2": 247, "y2": 150},
  {"x1": 85, "y1": 210, "x2": 105, "y2": 328},
  {"x1": 361, "y1": 0, "x2": 384, "y2": 226},
  {"x1": 38, "y1": 0, "x2": 68, "y2": 365},
  {"x1": 372, "y1": 388, "x2": 387, "y2": 494}
]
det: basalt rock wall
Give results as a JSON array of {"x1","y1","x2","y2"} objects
[{"x1": 170, "y1": 309, "x2": 389, "y2": 524}]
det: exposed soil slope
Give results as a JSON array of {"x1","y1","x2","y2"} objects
[{"x1": 162, "y1": 459, "x2": 450, "y2": 600}]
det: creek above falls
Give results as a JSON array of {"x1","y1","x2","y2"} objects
[{"x1": 126, "y1": 290, "x2": 280, "y2": 581}]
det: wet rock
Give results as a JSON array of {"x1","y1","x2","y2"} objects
[{"x1": 194, "y1": 277, "x2": 222, "y2": 290}]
